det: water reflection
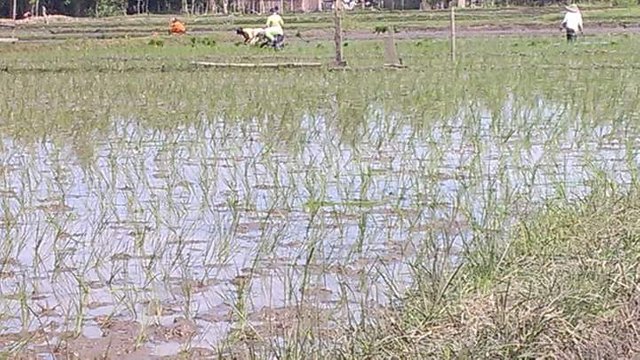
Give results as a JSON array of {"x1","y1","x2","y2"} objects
[{"x1": 0, "y1": 98, "x2": 637, "y2": 355}]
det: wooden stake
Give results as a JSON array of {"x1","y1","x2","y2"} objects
[
  {"x1": 383, "y1": 33, "x2": 402, "y2": 67},
  {"x1": 450, "y1": 5, "x2": 456, "y2": 63},
  {"x1": 193, "y1": 61, "x2": 322, "y2": 68},
  {"x1": 12, "y1": 0, "x2": 17, "y2": 21},
  {"x1": 334, "y1": 0, "x2": 346, "y2": 66}
]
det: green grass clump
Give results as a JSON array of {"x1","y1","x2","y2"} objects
[
  {"x1": 147, "y1": 38, "x2": 164, "y2": 47},
  {"x1": 374, "y1": 25, "x2": 388, "y2": 33},
  {"x1": 342, "y1": 185, "x2": 640, "y2": 358},
  {"x1": 190, "y1": 36, "x2": 217, "y2": 47}
]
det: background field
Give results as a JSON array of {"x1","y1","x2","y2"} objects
[
  {"x1": 1, "y1": 7, "x2": 640, "y2": 359},
  {"x1": 2, "y1": 5, "x2": 640, "y2": 41}
]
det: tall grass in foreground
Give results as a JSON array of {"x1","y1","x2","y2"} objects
[{"x1": 332, "y1": 182, "x2": 640, "y2": 358}]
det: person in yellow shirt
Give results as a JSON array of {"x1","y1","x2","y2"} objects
[
  {"x1": 263, "y1": 7, "x2": 284, "y2": 49},
  {"x1": 266, "y1": 7, "x2": 284, "y2": 28},
  {"x1": 169, "y1": 17, "x2": 186, "y2": 35}
]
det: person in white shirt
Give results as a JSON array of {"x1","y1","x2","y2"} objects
[{"x1": 561, "y1": 4, "x2": 583, "y2": 42}]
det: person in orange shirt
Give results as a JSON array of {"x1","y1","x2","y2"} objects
[{"x1": 169, "y1": 17, "x2": 186, "y2": 35}]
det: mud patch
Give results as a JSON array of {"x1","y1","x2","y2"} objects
[
  {"x1": 5, "y1": 322, "x2": 150, "y2": 360},
  {"x1": 195, "y1": 303, "x2": 233, "y2": 323},
  {"x1": 243, "y1": 304, "x2": 335, "y2": 340},
  {"x1": 148, "y1": 317, "x2": 197, "y2": 343}
]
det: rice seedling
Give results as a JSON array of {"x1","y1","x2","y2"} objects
[{"x1": 0, "y1": 27, "x2": 639, "y2": 358}]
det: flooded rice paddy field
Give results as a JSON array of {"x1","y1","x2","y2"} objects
[{"x1": 1, "y1": 35, "x2": 640, "y2": 358}]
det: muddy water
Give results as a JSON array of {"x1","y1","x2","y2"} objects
[{"x1": 0, "y1": 102, "x2": 636, "y2": 357}]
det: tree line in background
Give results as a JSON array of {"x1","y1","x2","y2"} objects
[
  {"x1": 0, "y1": 0, "x2": 629, "y2": 20},
  {"x1": 1, "y1": 0, "x2": 203, "y2": 17}
]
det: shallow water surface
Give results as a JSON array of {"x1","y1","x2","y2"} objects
[{"x1": 0, "y1": 97, "x2": 637, "y2": 356}]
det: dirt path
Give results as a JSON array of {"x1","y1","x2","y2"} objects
[
  {"x1": 315, "y1": 23, "x2": 640, "y2": 41},
  {"x1": 1, "y1": 22, "x2": 638, "y2": 43}
]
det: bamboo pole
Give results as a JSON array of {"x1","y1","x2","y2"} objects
[
  {"x1": 450, "y1": 4, "x2": 456, "y2": 62},
  {"x1": 334, "y1": 0, "x2": 346, "y2": 66},
  {"x1": 193, "y1": 61, "x2": 323, "y2": 68}
]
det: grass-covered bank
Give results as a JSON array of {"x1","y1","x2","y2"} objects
[
  {"x1": 201, "y1": 184, "x2": 640, "y2": 359},
  {"x1": 335, "y1": 184, "x2": 640, "y2": 358}
]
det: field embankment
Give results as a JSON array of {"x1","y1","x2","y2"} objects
[{"x1": 1, "y1": 6, "x2": 640, "y2": 42}]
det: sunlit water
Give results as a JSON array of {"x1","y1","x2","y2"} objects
[{"x1": 0, "y1": 99, "x2": 637, "y2": 356}]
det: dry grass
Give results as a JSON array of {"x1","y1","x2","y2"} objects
[{"x1": 334, "y1": 186, "x2": 640, "y2": 359}]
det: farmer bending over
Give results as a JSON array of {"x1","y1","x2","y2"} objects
[
  {"x1": 169, "y1": 17, "x2": 186, "y2": 35},
  {"x1": 263, "y1": 7, "x2": 285, "y2": 49},
  {"x1": 236, "y1": 27, "x2": 265, "y2": 45},
  {"x1": 561, "y1": 4, "x2": 583, "y2": 42}
]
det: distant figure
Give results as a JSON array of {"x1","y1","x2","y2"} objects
[
  {"x1": 16, "y1": 10, "x2": 32, "y2": 20},
  {"x1": 561, "y1": 4, "x2": 583, "y2": 42},
  {"x1": 264, "y1": 8, "x2": 284, "y2": 49},
  {"x1": 266, "y1": 7, "x2": 283, "y2": 28},
  {"x1": 169, "y1": 17, "x2": 186, "y2": 35},
  {"x1": 235, "y1": 27, "x2": 265, "y2": 45}
]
